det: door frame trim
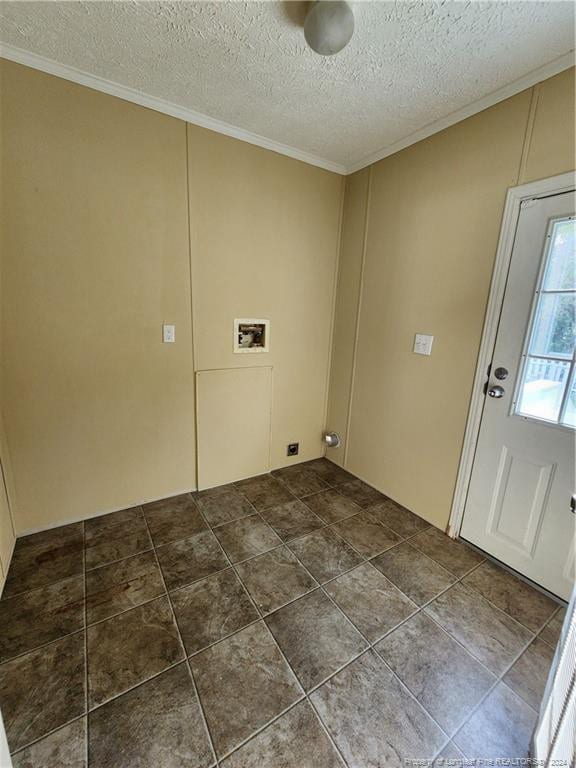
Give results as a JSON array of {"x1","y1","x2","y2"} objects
[{"x1": 448, "y1": 171, "x2": 575, "y2": 537}]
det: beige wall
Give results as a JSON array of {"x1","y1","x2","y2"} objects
[
  {"x1": 188, "y1": 125, "x2": 342, "y2": 473},
  {"x1": 0, "y1": 58, "x2": 573, "y2": 541},
  {"x1": 325, "y1": 168, "x2": 370, "y2": 466},
  {"x1": 1, "y1": 60, "x2": 196, "y2": 533},
  {"x1": 523, "y1": 68, "x2": 575, "y2": 184},
  {"x1": 0, "y1": 68, "x2": 17, "y2": 585},
  {"x1": 327, "y1": 68, "x2": 575, "y2": 530},
  {"x1": 0, "y1": 61, "x2": 342, "y2": 533}
]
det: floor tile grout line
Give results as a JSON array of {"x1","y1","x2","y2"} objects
[
  {"x1": 402, "y1": 558, "x2": 553, "y2": 755},
  {"x1": 247, "y1": 497, "x2": 421, "y2": 564},
  {"x1": 166, "y1": 562, "x2": 233, "y2": 597},
  {"x1": 0, "y1": 512, "x2": 548, "y2": 678},
  {"x1": 76, "y1": 503, "x2": 546, "y2": 712},
  {"x1": 237, "y1": 520, "x2": 451, "y2": 754},
  {"x1": 0, "y1": 590, "x2": 175, "y2": 669},
  {"x1": 283, "y1": 544, "x2": 538, "y2": 751},
  {"x1": 186, "y1": 617, "x2": 265, "y2": 660},
  {"x1": 142, "y1": 514, "x2": 221, "y2": 768},
  {"x1": 388, "y1": 534, "x2": 472, "y2": 578},
  {"x1": 270, "y1": 464, "x2": 379, "y2": 502},
  {"x1": 270, "y1": 474, "x2": 332, "y2": 501},
  {"x1": 215, "y1": 697, "x2": 308, "y2": 765},
  {"x1": 147, "y1": 514, "x2": 223, "y2": 766},
  {"x1": 451, "y1": 570, "x2": 561, "y2": 636},
  {"x1": 165, "y1": 509, "x2": 408, "y2": 598},
  {"x1": 7, "y1": 530, "x2": 90, "y2": 759},
  {"x1": 0, "y1": 562, "x2": 84, "y2": 602},
  {"x1": 3, "y1": 469, "x2": 561, "y2": 764},
  {"x1": 9, "y1": 711, "x2": 90, "y2": 758},
  {"x1": 0, "y1": 479, "x2": 324, "y2": 602},
  {"x1": 86, "y1": 659, "x2": 187, "y2": 714},
  {"x1": 282, "y1": 543, "x2": 455, "y2": 747},
  {"x1": 218, "y1": 692, "x2": 351, "y2": 768},
  {"x1": 7, "y1": 539, "x2": 498, "y2": 755},
  {"x1": 184, "y1": 658, "x2": 220, "y2": 768},
  {"x1": 257, "y1": 501, "x2": 326, "y2": 540},
  {"x1": 441, "y1": 571, "x2": 555, "y2": 637},
  {"x1": 83, "y1": 519, "x2": 184, "y2": 717},
  {"x1": 214, "y1": 510, "x2": 357, "y2": 562},
  {"x1": 0, "y1": 627, "x2": 88, "y2": 670},
  {"x1": 409, "y1": 558, "x2": 535, "y2": 680},
  {"x1": 0, "y1": 508, "x2": 549, "y2": 764},
  {"x1": 82, "y1": 520, "x2": 89, "y2": 767},
  {"x1": 243, "y1": 471, "x2": 472, "y2": 581},
  {"x1": 257, "y1": 607, "x2": 354, "y2": 767},
  {"x1": 0, "y1": 567, "x2": 85, "y2": 604},
  {"x1": 195, "y1": 493, "x2": 354, "y2": 765},
  {"x1": 304, "y1": 696, "x2": 351, "y2": 768},
  {"x1": 192, "y1": 501, "x2": 312, "y2": 765},
  {"x1": 498, "y1": 676, "x2": 542, "y2": 716},
  {"x1": 221, "y1": 507, "x2": 411, "y2": 610},
  {"x1": 373, "y1": 563, "x2": 520, "y2": 757},
  {"x1": 85, "y1": 588, "x2": 166, "y2": 629},
  {"x1": 538, "y1": 604, "x2": 567, "y2": 650},
  {"x1": 84, "y1": 544, "x2": 155, "y2": 574},
  {"x1": 250, "y1": 583, "x2": 321, "y2": 619},
  {"x1": 233, "y1": 477, "x2": 299, "y2": 512},
  {"x1": 448, "y1": 628, "x2": 546, "y2": 759}
]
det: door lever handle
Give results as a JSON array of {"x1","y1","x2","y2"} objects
[
  {"x1": 571, "y1": 495, "x2": 575, "y2": 514},
  {"x1": 488, "y1": 385, "x2": 505, "y2": 399}
]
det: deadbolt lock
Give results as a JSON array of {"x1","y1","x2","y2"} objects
[{"x1": 494, "y1": 367, "x2": 509, "y2": 381}]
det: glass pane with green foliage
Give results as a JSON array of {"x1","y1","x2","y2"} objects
[{"x1": 529, "y1": 293, "x2": 575, "y2": 359}]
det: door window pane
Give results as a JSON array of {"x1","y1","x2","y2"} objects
[
  {"x1": 543, "y1": 219, "x2": 576, "y2": 290},
  {"x1": 514, "y1": 215, "x2": 575, "y2": 427},
  {"x1": 517, "y1": 358, "x2": 570, "y2": 422},
  {"x1": 529, "y1": 293, "x2": 575, "y2": 359}
]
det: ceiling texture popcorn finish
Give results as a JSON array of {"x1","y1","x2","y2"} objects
[{"x1": 0, "y1": 1, "x2": 574, "y2": 174}]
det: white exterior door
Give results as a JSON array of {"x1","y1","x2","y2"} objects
[{"x1": 461, "y1": 190, "x2": 575, "y2": 600}]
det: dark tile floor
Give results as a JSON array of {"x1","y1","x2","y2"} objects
[{"x1": 0, "y1": 458, "x2": 565, "y2": 768}]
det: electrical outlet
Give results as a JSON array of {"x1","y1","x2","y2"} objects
[{"x1": 287, "y1": 443, "x2": 299, "y2": 457}]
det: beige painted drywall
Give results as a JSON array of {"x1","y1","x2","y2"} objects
[
  {"x1": 0, "y1": 65, "x2": 16, "y2": 583},
  {"x1": 0, "y1": 57, "x2": 572, "y2": 539},
  {"x1": 196, "y1": 367, "x2": 272, "y2": 489},
  {"x1": 325, "y1": 168, "x2": 370, "y2": 466},
  {"x1": 0, "y1": 61, "x2": 343, "y2": 534},
  {"x1": 328, "y1": 68, "x2": 575, "y2": 530},
  {"x1": 187, "y1": 124, "x2": 343, "y2": 471},
  {"x1": 1, "y1": 60, "x2": 196, "y2": 533},
  {"x1": 523, "y1": 68, "x2": 575, "y2": 184}
]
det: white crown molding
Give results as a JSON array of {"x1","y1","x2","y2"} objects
[
  {"x1": 0, "y1": 42, "x2": 574, "y2": 177},
  {"x1": 346, "y1": 50, "x2": 575, "y2": 175},
  {"x1": 0, "y1": 42, "x2": 348, "y2": 175}
]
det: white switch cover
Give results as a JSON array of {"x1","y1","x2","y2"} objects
[
  {"x1": 163, "y1": 324, "x2": 175, "y2": 343},
  {"x1": 413, "y1": 333, "x2": 434, "y2": 356}
]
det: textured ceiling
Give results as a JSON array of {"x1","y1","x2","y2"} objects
[{"x1": 0, "y1": 1, "x2": 574, "y2": 172}]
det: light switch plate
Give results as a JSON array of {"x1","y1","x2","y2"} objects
[
  {"x1": 163, "y1": 324, "x2": 175, "y2": 343},
  {"x1": 413, "y1": 333, "x2": 434, "y2": 356}
]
